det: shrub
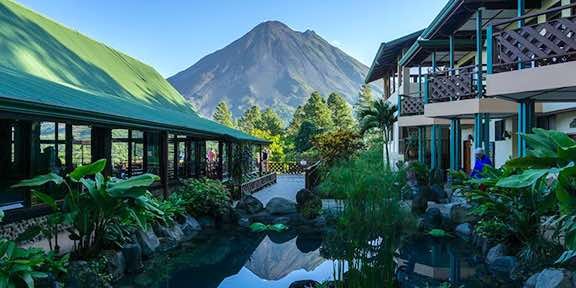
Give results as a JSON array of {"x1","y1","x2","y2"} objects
[
  {"x1": 312, "y1": 129, "x2": 364, "y2": 166},
  {"x1": 177, "y1": 178, "x2": 231, "y2": 218}
]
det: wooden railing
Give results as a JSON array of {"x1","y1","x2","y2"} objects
[
  {"x1": 268, "y1": 161, "x2": 307, "y2": 174},
  {"x1": 240, "y1": 173, "x2": 277, "y2": 195},
  {"x1": 489, "y1": 4, "x2": 576, "y2": 73},
  {"x1": 305, "y1": 161, "x2": 322, "y2": 191},
  {"x1": 400, "y1": 94, "x2": 424, "y2": 116},
  {"x1": 428, "y1": 65, "x2": 483, "y2": 103}
]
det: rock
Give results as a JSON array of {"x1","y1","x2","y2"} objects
[
  {"x1": 272, "y1": 216, "x2": 291, "y2": 225},
  {"x1": 489, "y1": 256, "x2": 518, "y2": 279},
  {"x1": 153, "y1": 224, "x2": 184, "y2": 242},
  {"x1": 525, "y1": 272, "x2": 539, "y2": 288},
  {"x1": 486, "y1": 244, "x2": 507, "y2": 265},
  {"x1": 266, "y1": 197, "x2": 297, "y2": 215},
  {"x1": 534, "y1": 269, "x2": 573, "y2": 288},
  {"x1": 135, "y1": 229, "x2": 159, "y2": 257},
  {"x1": 429, "y1": 184, "x2": 447, "y2": 202},
  {"x1": 101, "y1": 250, "x2": 126, "y2": 281},
  {"x1": 251, "y1": 210, "x2": 276, "y2": 224},
  {"x1": 449, "y1": 203, "x2": 477, "y2": 224},
  {"x1": 455, "y1": 223, "x2": 473, "y2": 241},
  {"x1": 296, "y1": 233, "x2": 322, "y2": 253},
  {"x1": 238, "y1": 217, "x2": 251, "y2": 228},
  {"x1": 66, "y1": 261, "x2": 112, "y2": 288},
  {"x1": 421, "y1": 207, "x2": 443, "y2": 229},
  {"x1": 411, "y1": 186, "x2": 428, "y2": 214},
  {"x1": 296, "y1": 188, "x2": 315, "y2": 206},
  {"x1": 289, "y1": 280, "x2": 320, "y2": 288},
  {"x1": 157, "y1": 239, "x2": 179, "y2": 253},
  {"x1": 198, "y1": 217, "x2": 216, "y2": 228},
  {"x1": 236, "y1": 195, "x2": 264, "y2": 214},
  {"x1": 268, "y1": 229, "x2": 298, "y2": 244},
  {"x1": 122, "y1": 243, "x2": 143, "y2": 274},
  {"x1": 179, "y1": 215, "x2": 202, "y2": 235}
]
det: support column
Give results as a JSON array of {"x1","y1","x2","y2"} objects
[
  {"x1": 418, "y1": 127, "x2": 425, "y2": 164},
  {"x1": 449, "y1": 119, "x2": 461, "y2": 171},
  {"x1": 218, "y1": 141, "x2": 224, "y2": 179},
  {"x1": 91, "y1": 126, "x2": 112, "y2": 176},
  {"x1": 449, "y1": 35, "x2": 455, "y2": 70},
  {"x1": 159, "y1": 131, "x2": 169, "y2": 199},
  {"x1": 430, "y1": 125, "x2": 438, "y2": 169},
  {"x1": 65, "y1": 124, "x2": 73, "y2": 172},
  {"x1": 476, "y1": 8, "x2": 484, "y2": 97},
  {"x1": 258, "y1": 145, "x2": 263, "y2": 177},
  {"x1": 517, "y1": 100, "x2": 535, "y2": 157}
]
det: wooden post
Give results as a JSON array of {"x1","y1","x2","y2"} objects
[
  {"x1": 218, "y1": 141, "x2": 224, "y2": 179},
  {"x1": 142, "y1": 132, "x2": 149, "y2": 173},
  {"x1": 65, "y1": 124, "x2": 73, "y2": 171},
  {"x1": 259, "y1": 144, "x2": 263, "y2": 177},
  {"x1": 91, "y1": 126, "x2": 112, "y2": 176},
  {"x1": 159, "y1": 131, "x2": 169, "y2": 199},
  {"x1": 127, "y1": 129, "x2": 133, "y2": 177}
]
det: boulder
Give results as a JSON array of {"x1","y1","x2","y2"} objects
[
  {"x1": 411, "y1": 186, "x2": 428, "y2": 214},
  {"x1": 198, "y1": 217, "x2": 216, "y2": 228},
  {"x1": 153, "y1": 224, "x2": 184, "y2": 242},
  {"x1": 65, "y1": 261, "x2": 112, "y2": 288},
  {"x1": 455, "y1": 223, "x2": 473, "y2": 241},
  {"x1": 122, "y1": 243, "x2": 143, "y2": 274},
  {"x1": 236, "y1": 195, "x2": 264, "y2": 214},
  {"x1": 533, "y1": 269, "x2": 573, "y2": 288},
  {"x1": 489, "y1": 256, "x2": 518, "y2": 279},
  {"x1": 296, "y1": 188, "x2": 315, "y2": 206},
  {"x1": 428, "y1": 202, "x2": 476, "y2": 224},
  {"x1": 101, "y1": 250, "x2": 126, "y2": 281},
  {"x1": 179, "y1": 215, "x2": 202, "y2": 236},
  {"x1": 421, "y1": 207, "x2": 443, "y2": 229},
  {"x1": 486, "y1": 244, "x2": 507, "y2": 265},
  {"x1": 429, "y1": 184, "x2": 447, "y2": 202},
  {"x1": 238, "y1": 217, "x2": 251, "y2": 228},
  {"x1": 135, "y1": 229, "x2": 160, "y2": 257},
  {"x1": 296, "y1": 233, "x2": 323, "y2": 253},
  {"x1": 289, "y1": 280, "x2": 320, "y2": 288},
  {"x1": 272, "y1": 216, "x2": 291, "y2": 225},
  {"x1": 266, "y1": 197, "x2": 297, "y2": 215}
]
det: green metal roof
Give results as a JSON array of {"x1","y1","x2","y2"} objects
[
  {"x1": 0, "y1": 0, "x2": 267, "y2": 144},
  {"x1": 365, "y1": 29, "x2": 423, "y2": 83}
]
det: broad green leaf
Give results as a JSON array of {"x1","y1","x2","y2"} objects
[
  {"x1": 525, "y1": 130, "x2": 558, "y2": 158},
  {"x1": 69, "y1": 159, "x2": 107, "y2": 181},
  {"x1": 18, "y1": 272, "x2": 34, "y2": 288},
  {"x1": 558, "y1": 145, "x2": 576, "y2": 162},
  {"x1": 505, "y1": 156, "x2": 559, "y2": 169},
  {"x1": 0, "y1": 210, "x2": 4, "y2": 222},
  {"x1": 541, "y1": 128, "x2": 576, "y2": 148},
  {"x1": 249, "y1": 222, "x2": 268, "y2": 233},
  {"x1": 16, "y1": 225, "x2": 42, "y2": 243},
  {"x1": 428, "y1": 229, "x2": 451, "y2": 238},
  {"x1": 269, "y1": 223, "x2": 288, "y2": 232},
  {"x1": 554, "y1": 250, "x2": 576, "y2": 265},
  {"x1": 31, "y1": 191, "x2": 57, "y2": 210},
  {"x1": 11, "y1": 173, "x2": 64, "y2": 188},
  {"x1": 107, "y1": 174, "x2": 159, "y2": 196},
  {"x1": 496, "y1": 169, "x2": 549, "y2": 188}
]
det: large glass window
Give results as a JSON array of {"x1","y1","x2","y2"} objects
[
  {"x1": 72, "y1": 125, "x2": 91, "y2": 168},
  {"x1": 112, "y1": 129, "x2": 144, "y2": 179},
  {"x1": 168, "y1": 134, "x2": 176, "y2": 179},
  {"x1": 146, "y1": 132, "x2": 160, "y2": 175},
  {"x1": 39, "y1": 122, "x2": 66, "y2": 175}
]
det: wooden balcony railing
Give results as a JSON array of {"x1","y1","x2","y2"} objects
[
  {"x1": 428, "y1": 65, "x2": 484, "y2": 103},
  {"x1": 400, "y1": 95, "x2": 424, "y2": 116},
  {"x1": 489, "y1": 4, "x2": 576, "y2": 73}
]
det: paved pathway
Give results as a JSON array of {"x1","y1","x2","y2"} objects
[{"x1": 253, "y1": 174, "x2": 304, "y2": 205}]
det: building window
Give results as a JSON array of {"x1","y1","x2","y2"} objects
[
  {"x1": 112, "y1": 129, "x2": 145, "y2": 179},
  {"x1": 146, "y1": 132, "x2": 160, "y2": 175},
  {"x1": 39, "y1": 122, "x2": 66, "y2": 175},
  {"x1": 495, "y1": 120, "x2": 505, "y2": 141},
  {"x1": 537, "y1": 115, "x2": 556, "y2": 130},
  {"x1": 72, "y1": 125, "x2": 91, "y2": 168}
]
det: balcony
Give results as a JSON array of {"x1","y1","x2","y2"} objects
[
  {"x1": 486, "y1": 4, "x2": 576, "y2": 101},
  {"x1": 400, "y1": 94, "x2": 424, "y2": 116},
  {"x1": 428, "y1": 65, "x2": 482, "y2": 103}
]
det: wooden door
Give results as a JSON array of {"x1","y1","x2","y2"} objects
[{"x1": 463, "y1": 140, "x2": 472, "y2": 173}]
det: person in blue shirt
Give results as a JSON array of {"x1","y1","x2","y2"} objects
[{"x1": 471, "y1": 147, "x2": 492, "y2": 178}]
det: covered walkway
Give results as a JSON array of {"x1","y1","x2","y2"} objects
[{"x1": 252, "y1": 175, "x2": 304, "y2": 206}]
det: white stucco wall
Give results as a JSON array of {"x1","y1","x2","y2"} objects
[
  {"x1": 491, "y1": 118, "x2": 514, "y2": 168},
  {"x1": 554, "y1": 110, "x2": 576, "y2": 135}
]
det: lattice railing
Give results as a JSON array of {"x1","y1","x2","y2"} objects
[
  {"x1": 400, "y1": 95, "x2": 424, "y2": 116},
  {"x1": 428, "y1": 65, "x2": 481, "y2": 103},
  {"x1": 492, "y1": 7, "x2": 576, "y2": 72},
  {"x1": 268, "y1": 162, "x2": 306, "y2": 174}
]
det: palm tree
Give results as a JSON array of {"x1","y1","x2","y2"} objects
[{"x1": 358, "y1": 99, "x2": 398, "y2": 170}]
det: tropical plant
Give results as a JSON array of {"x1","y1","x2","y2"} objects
[
  {"x1": 496, "y1": 129, "x2": 576, "y2": 250},
  {"x1": 358, "y1": 99, "x2": 397, "y2": 170},
  {"x1": 176, "y1": 178, "x2": 231, "y2": 218},
  {"x1": 465, "y1": 165, "x2": 560, "y2": 264},
  {"x1": 0, "y1": 240, "x2": 48, "y2": 288},
  {"x1": 312, "y1": 129, "x2": 364, "y2": 167},
  {"x1": 13, "y1": 159, "x2": 163, "y2": 259}
]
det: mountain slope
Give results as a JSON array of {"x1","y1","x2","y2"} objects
[{"x1": 168, "y1": 21, "x2": 379, "y2": 120}]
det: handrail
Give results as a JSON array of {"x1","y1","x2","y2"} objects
[{"x1": 492, "y1": 3, "x2": 576, "y2": 27}]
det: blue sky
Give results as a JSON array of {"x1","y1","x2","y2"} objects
[{"x1": 17, "y1": 0, "x2": 446, "y2": 77}]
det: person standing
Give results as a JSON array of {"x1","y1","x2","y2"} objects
[{"x1": 470, "y1": 147, "x2": 492, "y2": 178}]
